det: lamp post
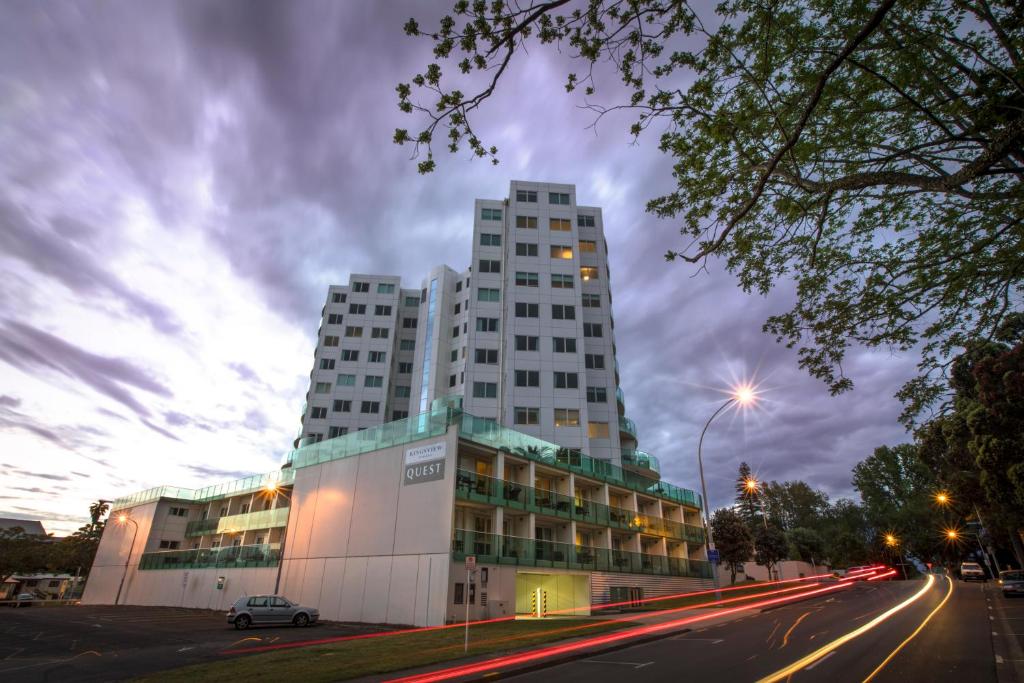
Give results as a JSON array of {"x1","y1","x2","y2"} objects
[
  {"x1": 935, "y1": 492, "x2": 997, "y2": 578},
  {"x1": 114, "y1": 513, "x2": 140, "y2": 606},
  {"x1": 265, "y1": 480, "x2": 292, "y2": 594},
  {"x1": 884, "y1": 533, "x2": 907, "y2": 580},
  {"x1": 697, "y1": 384, "x2": 756, "y2": 587}
]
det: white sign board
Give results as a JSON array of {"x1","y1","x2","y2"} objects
[
  {"x1": 465, "y1": 556, "x2": 477, "y2": 570},
  {"x1": 403, "y1": 442, "x2": 447, "y2": 485},
  {"x1": 405, "y1": 442, "x2": 446, "y2": 465}
]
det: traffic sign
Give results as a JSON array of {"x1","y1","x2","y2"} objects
[
  {"x1": 707, "y1": 549, "x2": 720, "y2": 564},
  {"x1": 465, "y1": 556, "x2": 477, "y2": 570}
]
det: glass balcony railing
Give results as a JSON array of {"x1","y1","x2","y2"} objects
[
  {"x1": 618, "y1": 416, "x2": 638, "y2": 440},
  {"x1": 138, "y1": 543, "x2": 280, "y2": 570},
  {"x1": 451, "y1": 530, "x2": 712, "y2": 580},
  {"x1": 615, "y1": 387, "x2": 625, "y2": 408},
  {"x1": 112, "y1": 469, "x2": 295, "y2": 511},
  {"x1": 621, "y1": 449, "x2": 660, "y2": 475},
  {"x1": 455, "y1": 469, "x2": 703, "y2": 543},
  {"x1": 185, "y1": 507, "x2": 290, "y2": 538}
]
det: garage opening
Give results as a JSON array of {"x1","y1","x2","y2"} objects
[{"x1": 514, "y1": 572, "x2": 590, "y2": 617}]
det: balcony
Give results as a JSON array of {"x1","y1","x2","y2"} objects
[
  {"x1": 138, "y1": 543, "x2": 280, "y2": 570},
  {"x1": 112, "y1": 469, "x2": 295, "y2": 511},
  {"x1": 618, "y1": 416, "x2": 638, "y2": 442},
  {"x1": 451, "y1": 530, "x2": 712, "y2": 580},
  {"x1": 615, "y1": 387, "x2": 625, "y2": 415},
  {"x1": 185, "y1": 507, "x2": 290, "y2": 538},
  {"x1": 621, "y1": 449, "x2": 660, "y2": 477},
  {"x1": 455, "y1": 469, "x2": 704, "y2": 543}
]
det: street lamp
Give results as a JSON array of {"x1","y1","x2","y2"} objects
[
  {"x1": 697, "y1": 383, "x2": 758, "y2": 586},
  {"x1": 113, "y1": 513, "x2": 140, "y2": 606},
  {"x1": 884, "y1": 533, "x2": 907, "y2": 580},
  {"x1": 934, "y1": 493, "x2": 997, "y2": 577}
]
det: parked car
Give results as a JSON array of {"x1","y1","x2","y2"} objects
[
  {"x1": 11, "y1": 593, "x2": 36, "y2": 607},
  {"x1": 960, "y1": 562, "x2": 986, "y2": 581},
  {"x1": 998, "y1": 570, "x2": 1024, "y2": 597},
  {"x1": 227, "y1": 594, "x2": 319, "y2": 630}
]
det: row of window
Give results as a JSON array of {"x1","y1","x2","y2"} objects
[
  {"x1": 310, "y1": 400, "x2": 383, "y2": 419},
  {"x1": 512, "y1": 190, "x2": 574, "y2": 206},
  {"x1": 478, "y1": 260, "x2": 601, "y2": 283},
  {"x1": 329, "y1": 290, "x2": 417, "y2": 306},
  {"x1": 470, "y1": 375, "x2": 608, "y2": 395},
  {"x1": 319, "y1": 350, "x2": 398, "y2": 368},
  {"x1": 322, "y1": 322, "x2": 417, "y2": 345},
  {"x1": 511, "y1": 407, "x2": 611, "y2": 435},
  {"x1": 344, "y1": 304, "x2": 394, "y2": 316}
]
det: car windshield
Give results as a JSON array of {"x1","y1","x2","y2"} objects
[
  {"x1": 1001, "y1": 571, "x2": 1024, "y2": 580},
  {"x1": 962, "y1": 563, "x2": 981, "y2": 569}
]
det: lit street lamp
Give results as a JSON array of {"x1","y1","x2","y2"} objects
[
  {"x1": 697, "y1": 383, "x2": 757, "y2": 587},
  {"x1": 114, "y1": 513, "x2": 140, "y2": 606},
  {"x1": 884, "y1": 533, "x2": 907, "y2": 580},
  {"x1": 935, "y1": 492, "x2": 997, "y2": 577}
]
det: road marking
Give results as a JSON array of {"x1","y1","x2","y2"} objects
[
  {"x1": 581, "y1": 659, "x2": 654, "y2": 669},
  {"x1": 765, "y1": 621, "x2": 781, "y2": 645},
  {"x1": 757, "y1": 574, "x2": 938, "y2": 683},
  {"x1": 177, "y1": 646, "x2": 195, "y2": 652},
  {"x1": 804, "y1": 651, "x2": 836, "y2": 670},
  {"x1": 2, "y1": 648, "x2": 24, "y2": 661},
  {"x1": 781, "y1": 611, "x2": 812, "y2": 649}
]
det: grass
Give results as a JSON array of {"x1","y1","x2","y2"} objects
[{"x1": 138, "y1": 618, "x2": 629, "y2": 682}]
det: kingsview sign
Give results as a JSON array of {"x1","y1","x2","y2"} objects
[{"x1": 403, "y1": 442, "x2": 446, "y2": 485}]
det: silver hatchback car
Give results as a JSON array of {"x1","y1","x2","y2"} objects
[{"x1": 227, "y1": 594, "x2": 319, "y2": 630}]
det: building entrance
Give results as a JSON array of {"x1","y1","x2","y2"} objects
[{"x1": 514, "y1": 571, "x2": 590, "y2": 617}]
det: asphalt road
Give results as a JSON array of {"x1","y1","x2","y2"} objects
[
  {"x1": 0, "y1": 604, "x2": 378, "y2": 682},
  {"x1": 498, "y1": 577, "x2": 1021, "y2": 683}
]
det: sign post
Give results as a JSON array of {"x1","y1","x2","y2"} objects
[
  {"x1": 464, "y1": 556, "x2": 476, "y2": 652},
  {"x1": 707, "y1": 548, "x2": 720, "y2": 564}
]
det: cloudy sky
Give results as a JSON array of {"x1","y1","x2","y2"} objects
[{"x1": 0, "y1": 1, "x2": 915, "y2": 535}]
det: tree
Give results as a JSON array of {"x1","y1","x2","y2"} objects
[
  {"x1": 711, "y1": 507, "x2": 754, "y2": 585},
  {"x1": 734, "y1": 462, "x2": 761, "y2": 527},
  {"x1": 787, "y1": 527, "x2": 825, "y2": 568},
  {"x1": 820, "y1": 498, "x2": 873, "y2": 568},
  {"x1": 762, "y1": 481, "x2": 830, "y2": 531},
  {"x1": 396, "y1": 1, "x2": 1024, "y2": 422},
  {"x1": 754, "y1": 523, "x2": 789, "y2": 580},
  {"x1": 0, "y1": 526, "x2": 50, "y2": 585}
]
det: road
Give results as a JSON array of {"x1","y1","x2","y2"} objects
[{"x1": 494, "y1": 577, "x2": 1019, "y2": 683}]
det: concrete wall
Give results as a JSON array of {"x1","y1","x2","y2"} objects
[
  {"x1": 720, "y1": 560, "x2": 830, "y2": 584},
  {"x1": 277, "y1": 426, "x2": 459, "y2": 626}
]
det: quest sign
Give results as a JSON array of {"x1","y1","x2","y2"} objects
[{"x1": 403, "y1": 442, "x2": 446, "y2": 485}]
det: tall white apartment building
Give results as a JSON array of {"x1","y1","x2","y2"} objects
[{"x1": 300, "y1": 181, "x2": 649, "y2": 476}]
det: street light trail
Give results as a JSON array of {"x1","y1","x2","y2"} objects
[
  {"x1": 755, "y1": 573, "x2": 938, "y2": 683},
  {"x1": 384, "y1": 582, "x2": 855, "y2": 683},
  {"x1": 861, "y1": 575, "x2": 954, "y2": 682},
  {"x1": 866, "y1": 570, "x2": 898, "y2": 581}
]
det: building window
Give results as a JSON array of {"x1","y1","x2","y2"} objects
[
  {"x1": 449, "y1": 374, "x2": 457, "y2": 387},
  {"x1": 479, "y1": 259, "x2": 501, "y2": 273},
  {"x1": 328, "y1": 426, "x2": 349, "y2": 438},
  {"x1": 584, "y1": 322, "x2": 603, "y2": 337},
  {"x1": 582, "y1": 293, "x2": 601, "y2": 308},
  {"x1": 395, "y1": 385, "x2": 411, "y2": 398},
  {"x1": 476, "y1": 317, "x2": 499, "y2": 332},
  {"x1": 515, "y1": 407, "x2": 539, "y2": 425},
  {"x1": 404, "y1": 296, "x2": 419, "y2": 307},
  {"x1": 315, "y1": 382, "x2": 331, "y2": 394},
  {"x1": 554, "y1": 408, "x2": 580, "y2": 427},
  {"x1": 580, "y1": 266, "x2": 599, "y2": 281},
  {"x1": 475, "y1": 348, "x2": 498, "y2": 364},
  {"x1": 361, "y1": 401, "x2": 380, "y2": 414},
  {"x1": 323, "y1": 335, "x2": 339, "y2": 347},
  {"x1": 552, "y1": 304, "x2": 576, "y2": 320},
  {"x1": 472, "y1": 381, "x2": 498, "y2": 398},
  {"x1": 452, "y1": 325, "x2": 460, "y2": 338},
  {"x1": 550, "y1": 218, "x2": 571, "y2": 232},
  {"x1": 515, "y1": 335, "x2": 539, "y2": 351},
  {"x1": 369, "y1": 351, "x2": 386, "y2": 363},
  {"x1": 515, "y1": 242, "x2": 538, "y2": 257},
  {"x1": 579, "y1": 239, "x2": 597, "y2": 253},
  {"x1": 400, "y1": 339, "x2": 416, "y2": 351},
  {"x1": 364, "y1": 375, "x2": 383, "y2": 388},
  {"x1": 331, "y1": 292, "x2": 345, "y2": 303},
  {"x1": 455, "y1": 281, "x2": 463, "y2": 293},
  {"x1": 515, "y1": 302, "x2": 539, "y2": 318},
  {"x1": 577, "y1": 214, "x2": 596, "y2": 227},
  {"x1": 341, "y1": 349, "x2": 360, "y2": 362},
  {"x1": 553, "y1": 372, "x2": 579, "y2": 389},
  {"x1": 399, "y1": 362, "x2": 412, "y2": 374},
  {"x1": 158, "y1": 540, "x2": 181, "y2": 550},
  {"x1": 327, "y1": 313, "x2": 343, "y2": 325},
  {"x1": 349, "y1": 303, "x2": 366, "y2": 315},
  {"x1": 372, "y1": 327, "x2": 389, "y2": 338},
  {"x1": 588, "y1": 421, "x2": 610, "y2": 438},
  {"x1": 585, "y1": 354, "x2": 605, "y2": 369},
  {"x1": 168, "y1": 507, "x2": 187, "y2": 517},
  {"x1": 333, "y1": 399, "x2": 351, "y2": 412},
  {"x1": 478, "y1": 288, "x2": 500, "y2": 302},
  {"x1": 550, "y1": 245, "x2": 573, "y2": 259},
  {"x1": 310, "y1": 406, "x2": 327, "y2": 419},
  {"x1": 454, "y1": 303, "x2": 461, "y2": 315},
  {"x1": 319, "y1": 358, "x2": 336, "y2": 370},
  {"x1": 337, "y1": 373, "x2": 356, "y2": 386},
  {"x1": 515, "y1": 272, "x2": 539, "y2": 287},
  {"x1": 353, "y1": 282, "x2": 370, "y2": 293},
  {"x1": 454, "y1": 582, "x2": 465, "y2": 604},
  {"x1": 481, "y1": 207, "x2": 502, "y2": 221},
  {"x1": 450, "y1": 348, "x2": 458, "y2": 362},
  {"x1": 515, "y1": 370, "x2": 540, "y2": 387},
  {"x1": 393, "y1": 411, "x2": 409, "y2": 420},
  {"x1": 378, "y1": 283, "x2": 395, "y2": 294},
  {"x1": 551, "y1": 274, "x2": 574, "y2": 289},
  {"x1": 553, "y1": 337, "x2": 577, "y2": 353},
  {"x1": 586, "y1": 387, "x2": 608, "y2": 402},
  {"x1": 375, "y1": 305, "x2": 392, "y2": 316},
  {"x1": 345, "y1": 326, "x2": 363, "y2": 338},
  {"x1": 516, "y1": 189, "x2": 538, "y2": 202},
  {"x1": 403, "y1": 317, "x2": 418, "y2": 328},
  {"x1": 480, "y1": 233, "x2": 501, "y2": 246},
  {"x1": 516, "y1": 215, "x2": 538, "y2": 229},
  {"x1": 549, "y1": 192, "x2": 570, "y2": 205}
]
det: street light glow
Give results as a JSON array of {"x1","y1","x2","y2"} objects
[
  {"x1": 884, "y1": 533, "x2": 897, "y2": 546},
  {"x1": 733, "y1": 383, "x2": 756, "y2": 406},
  {"x1": 118, "y1": 514, "x2": 128, "y2": 525},
  {"x1": 934, "y1": 491, "x2": 950, "y2": 506},
  {"x1": 744, "y1": 478, "x2": 759, "y2": 493},
  {"x1": 265, "y1": 481, "x2": 279, "y2": 493},
  {"x1": 945, "y1": 529, "x2": 959, "y2": 540}
]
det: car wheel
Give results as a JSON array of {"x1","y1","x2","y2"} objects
[
  {"x1": 293, "y1": 613, "x2": 310, "y2": 627},
  {"x1": 234, "y1": 614, "x2": 252, "y2": 630}
]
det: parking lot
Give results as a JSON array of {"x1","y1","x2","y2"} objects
[{"x1": 0, "y1": 604, "x2": 379, "y2": 682}]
